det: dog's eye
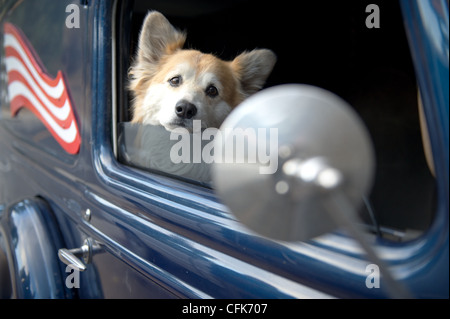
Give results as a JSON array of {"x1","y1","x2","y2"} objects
[
  {"x1": 205, "y1": 85, "x2": 218, "y2": 98},
  {"x1": 169, "y1": 76, "x2": 181, "y2": 87}
]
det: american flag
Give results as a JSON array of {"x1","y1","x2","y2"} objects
[{"x1": 3, "y1": 23, "x2": 81, "y2": 154}]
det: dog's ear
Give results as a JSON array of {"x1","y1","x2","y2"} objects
[
  {"x1": 129, "y1": 12, "x2": 185, "y2": 122},
  {"x1": 231, "y1": 49, "x2": 276, "y2": 97},
  {"x1": 136, "y1": 11, "x2": 186, "y2": 65}
]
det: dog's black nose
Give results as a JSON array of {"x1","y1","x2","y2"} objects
[{"x1": 175, "y1": 100, "x2": 197, "y2": 119}]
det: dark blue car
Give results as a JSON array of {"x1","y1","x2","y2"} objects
[{"x1": 0, "y1": 0, "x2": 448, "y2": 299}]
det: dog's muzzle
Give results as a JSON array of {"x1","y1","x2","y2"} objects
[{"x1": 175, "y1": 100, "x2": 197, "y2": 119}]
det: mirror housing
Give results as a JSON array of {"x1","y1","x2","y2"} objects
[{"x1": 213, "y1": 84, "x2": 375, "y2": 241}]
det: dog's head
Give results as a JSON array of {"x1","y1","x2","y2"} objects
[{"x1": 129, "y1": 11, "x2": 276, "y2": 132}]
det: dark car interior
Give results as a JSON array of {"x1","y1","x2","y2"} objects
[{"x1": 114, "y1": 0, "x2": 436, "y2": 241}]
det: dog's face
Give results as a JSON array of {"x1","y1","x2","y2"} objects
[
  {"x1": 129, "y1": 11, "x2": 276, "y2": 132},
  {"x1": 137, "y1": 50, "x2": 242, "y2": 131}
]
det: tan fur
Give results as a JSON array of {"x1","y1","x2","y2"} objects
[
  {"x1": 129, "y1": 11, "x2": 276, "y2": 130},
  {"x1": 148, "y1": 50, "x2": 243, "y2": 107}
]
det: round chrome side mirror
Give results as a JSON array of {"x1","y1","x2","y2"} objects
[{"x1": 213, "y1": 85, "x2": 375, "y2": 241}]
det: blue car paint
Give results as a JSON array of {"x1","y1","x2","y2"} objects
[
  {"x1": 399, "y1": 0, "x2": 449, "y2": 298},
  {"x1": 0, "y1": 198, "x2": 70, "y2": 298},
  {"x1": 401, "y1": 0, "x2": 449, "y2": 196},
  {"x1": 0, "y1": 0, "x2": 448, "y2": 298}
]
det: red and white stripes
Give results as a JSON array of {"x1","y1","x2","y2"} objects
[{"x1": 3, "y1": 23, "x2": 81, "y2": 154}]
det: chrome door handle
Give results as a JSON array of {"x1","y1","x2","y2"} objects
[{"x1": 58, "y1": 238, "x2": 101, "y2": 272}]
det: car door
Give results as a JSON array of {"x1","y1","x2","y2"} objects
[{"x1": 81, "y1": 0, "x2": 447, "y2": 299}]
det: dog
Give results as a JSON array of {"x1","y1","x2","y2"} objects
[
  {"x1": 128, "y1": 11, "x2": 276, "y2": 132},
  {"x1": 126, "y1": 11, "x2": 276, "y2": 183}
]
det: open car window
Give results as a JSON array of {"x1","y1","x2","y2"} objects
[{"x1": 114, "y1": 0, "x2": 436, "y2": 242}]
